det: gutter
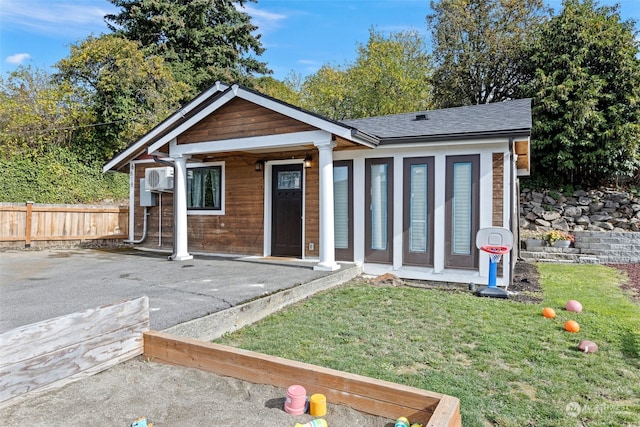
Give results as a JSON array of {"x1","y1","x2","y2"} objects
[
  {"x1": 377, "y1": 129, "x2": 531, "y2": 145},
  {"x1": 350, "y1": 128, "x2": 380, "y2": 146},
  {"x1": 508, "y1": 137, "x2": 517, "y2": 290}
]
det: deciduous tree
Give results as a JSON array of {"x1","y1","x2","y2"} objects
[
  {"x1": 345, "y1": 30, "x2": 432, "y2": 118},
  {"x1": 55, "y1": 35, "x2": 189, "y2": 162},
  {"x1": 0, "y1": 66, "x2": 89, "y2": 157},
  {"x1": 294, "y1": 30, "x2": 432, "y2": 120},
  {"x1": 427, "y1": 0, "x2": 547, "y2": 107}
]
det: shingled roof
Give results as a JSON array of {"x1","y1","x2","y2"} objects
[{"x1": 341, "y1": 98, "x2": 531, "y2": 144}]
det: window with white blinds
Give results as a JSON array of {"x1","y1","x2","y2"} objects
[
  {"x1": 370, "y1": 163, "x2": 388, "y2": 250},
  {"x1": 333, "y1": 165, "x2": 349, "y2": 249},
  {"x1": 410, "y1": 164, "x2": 428, "y2": 252},
  {"x1": 452, "y1": 162, "x2": 472, "y2": 255}
]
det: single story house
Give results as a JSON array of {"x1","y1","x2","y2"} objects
[{"x1": 104, "y1": 82, "x2": 531, "y2": 286}]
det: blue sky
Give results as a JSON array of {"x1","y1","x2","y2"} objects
[{"x1": 1, "y1": 0, "x2": 639, "y2": 81}]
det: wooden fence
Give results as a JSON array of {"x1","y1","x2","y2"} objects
[{"x1": 0, "y1": 202, "x2": 128, "y2": 248}]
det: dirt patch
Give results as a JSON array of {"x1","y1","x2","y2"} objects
[
  {"x1": 509, "y1": 261, "x2": 543, "y2": 303},
  {"x1": 0, "y1": 357, "x2": 393, "y2": 427},
  {"x1": 385, "y1": 261, "x2": 544, "y2": 304},
  {"x1": 606, "y1": 263, "x2": 640, "y2": 302}
]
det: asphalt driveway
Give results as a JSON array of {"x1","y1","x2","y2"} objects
[{"x1": 0, "y1": 248, "x2": 345, "y2": 332}]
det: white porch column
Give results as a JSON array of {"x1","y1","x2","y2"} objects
[
  {"x1": 314, "y1": 140, "x2": 340, "y2": 271},
  {"x1": 169, "y1": 153, "x2": 193, "y2": 261}
]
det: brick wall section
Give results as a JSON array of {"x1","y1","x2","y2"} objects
[{"x1": 573, "y1": 231, "x2": 640, "y2": 263}]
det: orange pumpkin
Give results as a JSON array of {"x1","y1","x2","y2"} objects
[
  {"x1": 564, "y1": 320, "x2": 580, "y2": 333},
  {"x1": 542, "y1": 307, "x2": 556, "y2": 319}
]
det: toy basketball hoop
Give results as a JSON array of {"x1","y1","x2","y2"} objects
[
  {"x1": 475, "y1": 228, "x2": 514, "y2": 298},
  {"x1": 480, "y1": 245, "x2": 510, "y2": 263}
]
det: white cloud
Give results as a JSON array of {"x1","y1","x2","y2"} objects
[
  {"x1": 240, "y1": 4, "x2": 287, "y2": 35},
  {"x1": 5, "y1": 53, "x2": 31, "y2": 64},
  {"x1": 0, "y1": 0, "x2": 115, "y2": 37}
]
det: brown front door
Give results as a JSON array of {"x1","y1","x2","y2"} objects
[{"x1": 272, "y1": 164, "x2": 303, "y2": 257}]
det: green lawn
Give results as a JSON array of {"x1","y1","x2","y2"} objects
[{"x1": 216, "y1": 264, "x2": 640, "y2": 426}]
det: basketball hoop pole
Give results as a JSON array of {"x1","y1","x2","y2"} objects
[
  {"x1": 480, "y1": 245, "x2": 509, "y2": 289},
  {"x1": 488, "y1": 257, "x2": 498, "y2": 288}
]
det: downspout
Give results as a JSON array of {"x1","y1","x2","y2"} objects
[
  {"x1": 508, "y1": 138, "x2": 517, "y2": 289},
  {"x1": 153, "y1": 155, "x2": 177, "y2": 258}
]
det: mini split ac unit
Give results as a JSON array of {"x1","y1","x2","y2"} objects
[{"x1": 145, "y1": 167, "x2": 174, "y2": 192}]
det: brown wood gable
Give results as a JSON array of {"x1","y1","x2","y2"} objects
[{"x1": 177, "y1": 98, "x2": 317, "y2": 145}]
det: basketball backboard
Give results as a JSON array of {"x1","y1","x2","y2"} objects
[{"x1": 475, "y1": 227, "x2": 514, "y2": 250}]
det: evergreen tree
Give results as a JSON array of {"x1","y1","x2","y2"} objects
[
  {"x1": 525, "y1": 0, "x2": 640, "y2": 187},
  {"x1": 105, "y1": 0, "x2": 271, "y2": 93}
]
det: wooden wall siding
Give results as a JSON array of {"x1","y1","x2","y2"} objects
[
  {"x1": 134, "y1": 165, "x2": 174, "y2": 250},
  {"x1": 0, "y1": 297, "x2": 149, "y2": 406},
  {"x1": 305, "y1": 163, "x2": 319, "y2": 258},
  {"x1": 188, "y1": 156, "x2": 264, "y2": 254},
  {"x1": 136, "y1": 153, "x2": 321, "y2": 257},
  {"x1": 177, "y1": 98, "x2": 317, "y2": 145},
  {"x1": 0, "y1": 203, "x2": 128, "y2": 247},
  {"x1": 514, "y1": 140, "x2": 530, "y2": 175},
  {"x1": 334, "y1": 136, "x2": 371, "y2": 152},
  {"x1": 492, "y1": 153, "x2": 504, "y2": 227}
]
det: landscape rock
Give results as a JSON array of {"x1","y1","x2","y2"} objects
[
  {"x1": 535, "y1": 218, "x2": 551, "y2": 227},
  {"x1": 520, "y1": 188, "x2": 640, "y2": 235},
  {"x1": 564, "y1": 206, "x2": 582, "y2": 217},
  {"x1": 575, "y1": 215, "x2": 591, "y2": 225},
  {"x1": 542, "y1": 211, "x2": 561, "y2": 221}
]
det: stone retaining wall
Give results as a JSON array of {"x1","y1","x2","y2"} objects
[
  {"x1": 521, "y1": 231, "x2": 640, "y2": 264},
  {"x1": 572, "y1": 231, "x2": 640, "y2": 263},
  {"x1": 519, "y1": 188, "x2": 640, "y2": 263},
  {"x1": 520, "y1": 188, "x2": 640, "y2": 232}
]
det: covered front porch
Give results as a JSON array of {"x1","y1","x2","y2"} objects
[{"x1": 162, "y1": 130, "x2": 350, "y2": 272}]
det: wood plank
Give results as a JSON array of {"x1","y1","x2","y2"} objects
[
  {"x1": 30, "y1": 206, "x2": 127, "y2": 213},
  {"x1": 426, "y1": 395, "x2": 462, "y2": 427},
  {"x1": 0, "y1": 297, "x2": 149, "y2": 367},
  {"x1": 27, "y1": 234, "x2": 128, "y2": 241},
  {"x1": 25, "y1": 202, "x2": 32, "y2": 246},
  {"x1": 0, "y1": 297, "x2": 149, "y2": 405},
  {"x1": 143, "y1": 331, "x2": 461, "y2": 426},
  {"x1": 0, "y1": 206, "x2": 27, "y2": 212},
  {"x1": 0, "y1": 327, "x2": 144, "y2": 403}
]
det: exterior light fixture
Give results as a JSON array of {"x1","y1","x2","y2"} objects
[
  {"x1": 304, "y1": 154, "x2": 312, "y2": 168},
  {"x1": 255, "y1": 160, "x2": 264, "y2": 172}
]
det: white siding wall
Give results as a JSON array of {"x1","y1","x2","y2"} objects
[{"x1": 334, "y1": 139, "x2": 512, "y2": 285}]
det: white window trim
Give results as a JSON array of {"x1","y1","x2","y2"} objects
[{"x1": 186, "y1": 161, "x2": 225, "y2": 215}]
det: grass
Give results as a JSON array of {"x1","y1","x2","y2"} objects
[{"x1": 216, "y1": 264, "x2": 640, "y2": 426}]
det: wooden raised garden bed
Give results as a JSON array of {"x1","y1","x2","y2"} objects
[
  {"x1": 1, "y1": 298, "x2": 460, "y2": 426},
  {"x1": 144, "y1": 331, "x2": 461, "y2": 427}
]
